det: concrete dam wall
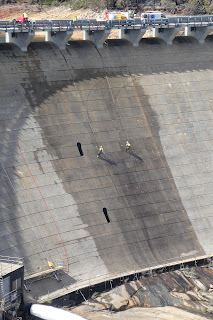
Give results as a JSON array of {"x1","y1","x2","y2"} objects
[{"x1": 0, "y1": 37, "x2": 213, "y2": 298}]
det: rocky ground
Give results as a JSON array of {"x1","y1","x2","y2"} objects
[
  {"x1": 69, "y1": 267, "x2": 213, "y2": 320},
  {"x1": 71, "y1": 307, "x2": 213, "y2": 320},
  {"x1": 0, "y1": 3, "x2": 118, "y2": 20}
]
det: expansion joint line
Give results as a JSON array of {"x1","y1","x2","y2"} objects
[{"x1": 10, "y1": 128, "x2": 69, "y2": 274}]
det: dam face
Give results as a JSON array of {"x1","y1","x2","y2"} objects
[{"x1": 0, "y1": 37, "x2": 213, "y2": 297}]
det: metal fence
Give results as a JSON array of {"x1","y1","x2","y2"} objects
[
  {"x1": 0, "y1": 289, "x2": 18, "y2": 312},
  {"x1": 37, "y1": 253, "x2": 213, "y2": 303},
  {"x1": 24, "y1": 259, "x2": 63, "y2": 280},
  {"x1": 1, "y1": 15, "x2": 213, "y2": 33}
]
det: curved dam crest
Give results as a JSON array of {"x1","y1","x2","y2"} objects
[{"x1": 0, "y1": 37, "x2": 212, "y2": 298}]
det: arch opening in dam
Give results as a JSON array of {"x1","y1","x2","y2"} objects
[{"x1": 0, "y1": 36, "x2": 213, "y2": 300}]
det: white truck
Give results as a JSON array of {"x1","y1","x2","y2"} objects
[
  {"x1": 104, "y1": 11, "x2": 134, "y2": 20},
  {"x1": 104, "y1": 10, "x2": 167, "y2": 23},
  {"x1": 141, "y1": 11, "x2": 168, "y2": 22}
]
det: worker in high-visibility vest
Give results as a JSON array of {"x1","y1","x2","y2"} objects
[
  {"x1": 22, "y1": 12, "x2": 28, "y2": 22},
  {"x1": 104, "y1": 11, "x2": 109, "y2": 20},
  {"x1": 125, "y1": 141, "x2": 131, "y2": 152},
  {"x1": 97, "y1": 146, "x2": 103, "y2": 158}
]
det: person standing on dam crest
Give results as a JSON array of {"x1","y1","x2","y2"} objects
[{"x1": 23, "y1": 12, "x2": 28, "y2": 19}]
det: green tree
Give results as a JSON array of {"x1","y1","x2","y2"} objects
[{"x1": 187, "y1": 0, "x2": 208, "y2": 14}]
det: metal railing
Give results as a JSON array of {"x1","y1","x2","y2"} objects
[
  {"x1": 24, "y1": 260, "x2": 63, "y2": 280},
  {"x1": 1, "y1": 15, "x2": 213, "y2": 33},
  {"x1": 37, "y1": 254, "x2": 213, "y2": 303},
  {"x1": 0, "y1": 289, "x2": 18, "y2": 312}
]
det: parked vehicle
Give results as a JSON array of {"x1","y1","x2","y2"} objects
[
  {"x1": 16, "y1": 15, "x2": 27, "y2": 23},
  {"x1": 104, "y1": 11, "x2": 134, "y2": 20},
  {"x1": 15, "y1": 13, "x2": 29, "y2": 23},
  {"x1": 141, "y1": 11, "x2": 168, "y2": 23}
]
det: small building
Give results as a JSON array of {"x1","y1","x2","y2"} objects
[{"x1": 0, "y1": 256, "x2": 24, "y2": 320}]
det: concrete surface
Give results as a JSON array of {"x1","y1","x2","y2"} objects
[
  {"x1": 0, "y1": 262, "x2": 22, "y2": 277},
  {"x1": 75, "y1": 306, "x2": 212, "y2": 320},
  {"x1": 0, "y1": 36, "x2": 213, "y2": 299}
]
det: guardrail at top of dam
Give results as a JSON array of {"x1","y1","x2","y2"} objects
[
  {"x1": 1, "y1": 15, "x2": 213, "y2": 51},
  {"x1": 1, "y1": 15, "x2": 213, "y2": 32}
]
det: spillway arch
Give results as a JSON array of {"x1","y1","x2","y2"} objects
[{"x1": 0, "y1": 37, "x2": 213, "y2": 300}]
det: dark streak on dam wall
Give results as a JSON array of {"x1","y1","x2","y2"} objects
[{"x1": 0, "y1": 37, "x2": 212, "y2": 298}]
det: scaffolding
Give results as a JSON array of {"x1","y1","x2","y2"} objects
[{"x1": 0, "y1": 255, "x2": 24, "y2": 313}]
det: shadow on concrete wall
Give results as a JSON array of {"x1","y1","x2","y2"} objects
[{"x1": 0, "y1": 37, "x2": 211, "y2": 287}]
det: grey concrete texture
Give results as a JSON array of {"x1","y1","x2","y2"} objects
[{"x1": 0, "y1": 36, "x2": 213, "y2": 298}]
